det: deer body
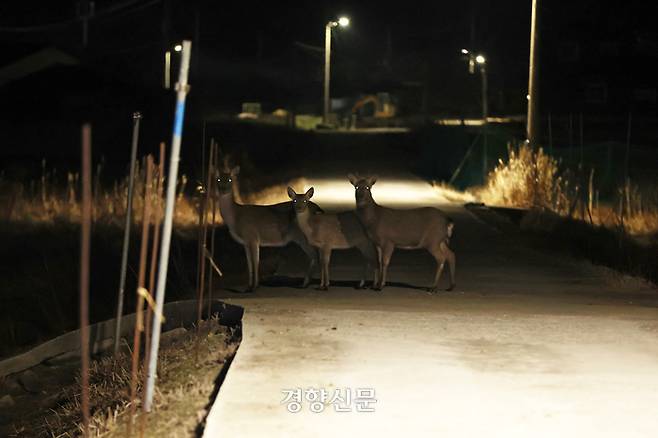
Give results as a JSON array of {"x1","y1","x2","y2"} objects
[
  {"x1": 218, "y1": 167, "x2": 320, "y2": 292},
  {"x1": 349, "y1": 175, "x2": 456, "y2": 292},
  {"x1": 289, "y1": 187, "x2": 377, "y2": 290}
]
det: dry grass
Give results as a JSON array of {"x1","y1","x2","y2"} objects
[
  {"x1": 476, "y1": 142, "x2": 658, "y2": 237},
  {"x1": 478, "y1": 142, "x2": 569, "y2": 212},
  {"x1": 0, "y1": 162, "x2": 313, "y2": 229},
  {"x1": 0, "y1": 161, "x2": 197, "y2": 227},
  {"x1": 8, "y1": 320, "x2": 239, "y2": 438}
]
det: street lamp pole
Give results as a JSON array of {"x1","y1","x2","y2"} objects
[
  {"x1": 323, "y1": 22, "x2": 332, "y2": 125},
  {"x1": 323, "y1": 17, "x2": 349, "y2": 126},
  {"x1": 480, "y1": 59, "x2": 488, "y2": 178},
  {"x1": 462, "y1": 49, "x2": 489, "y2": 180},
  {"x1": 527, "y1": 0, "x2": 540, "y2": 146}
]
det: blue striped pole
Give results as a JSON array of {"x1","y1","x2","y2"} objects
[{"x1": 144, "y1": 40, "x2": 192, "y2": 412}]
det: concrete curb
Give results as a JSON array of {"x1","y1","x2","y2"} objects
[{"x1": 0, "y1": 299, "x2": 243, "y2": 378}]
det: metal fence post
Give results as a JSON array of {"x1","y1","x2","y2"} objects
[
  {"x1": 114, "y1": 112, "x2": 142, "y2": 354},
  {"x1": 144, "y1": 40, "x2": 192, "y2": 412}
]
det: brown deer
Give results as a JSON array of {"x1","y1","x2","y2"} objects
[
  {"x1": 287, "y1": 187, "x2": 378, "y2": 290},
  {"x1": 217, "y1": 166, "x2": 322, "y2": 292},
  {"x1": 347, "y1": 174, "x2": 456, "y2": 292}
]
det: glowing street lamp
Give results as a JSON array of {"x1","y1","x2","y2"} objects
[
  {"x1": 337, "y1": 16, "x2": 350, "y2": 27},
  {"x1": 323, "y1": 16, "x2": 350, "y2": 125},
  {"x1": 165, "y1": 43, "x2": 184, "y2": 89}
]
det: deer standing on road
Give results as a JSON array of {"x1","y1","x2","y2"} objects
[
  {"x1": 217, "y1": 166, "x2": 322, "y2": 292},
  {"x1": 348, "y1": 174, "x2": 456, "y2": 292},
  {"x1": 288, "y1": 187, "x2": 378, "y2": 290}
]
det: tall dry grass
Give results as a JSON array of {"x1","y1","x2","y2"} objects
[
  {"x1": 478, "y1": 142, "x2": 658, "y2": 236},
  {"x1": 0, "y1": 161, "x2": 313, "y2": 228},
  {"x1": 0, "y1": 160, "x2": 197, "y2": 226}
]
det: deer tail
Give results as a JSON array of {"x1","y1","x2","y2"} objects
[{"x1": 446, "y1": 218, "x2": 454, "y2": 242}]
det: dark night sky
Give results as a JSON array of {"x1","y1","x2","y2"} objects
[
  {"x1": 1, "y1": 0, "x2": 656, "y2": 112},
  {"x1": 0, "y1": 0, "x2": 656, "y2": 166}
]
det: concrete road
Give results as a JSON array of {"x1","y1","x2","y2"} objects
[{"x1": 203, "y1": 182, "x2": 658, "y2": 437}]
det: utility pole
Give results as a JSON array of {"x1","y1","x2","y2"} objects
[
  {"x1": 460, "y1": 49, "x2": 488, "y2": 180},
  {"x1": 323, "y1": 23, "x2": 332, "y2": 125},
  {"x1": 481, "y1": 61, "x2": 488, "y2": 179},
  {"x1": 526, "y1": 0, "x2": 540, "y2": 147}
]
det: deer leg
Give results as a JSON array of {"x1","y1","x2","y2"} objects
[
  {"x1": 428, "y1": 244, "x2": 447, "y2": 293},
  {"x1": 317, "y1": 247, "x2": 331, "y2": 291},
  {"x1": 356, "y1": 241, "x2": 377, "y2": 289},
  {"x1": 299, "y1": 241, "x2": 317, "y2": 288},
  {"x1": 372, "y1": 246, "x2": 383, "y2": 290},
  {"x1": 251, "y1": 242, "x2": 261, "y2": 290},
  {"x1": 379, "y1": 243, "x2": 395, "y2": 290},
  {"x1": 443, "y1": 242, "x2": 456, "y2": 291},
  {"x1": 243, "y1": 244, "x2": 254, "y2": 292}
]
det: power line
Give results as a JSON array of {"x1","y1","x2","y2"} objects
[{"x1": 0, "y1": 0, "x2": 162, "y2": 33}]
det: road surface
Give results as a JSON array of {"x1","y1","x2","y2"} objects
[{"x1": 203, "y1": 179, "x2": 658, "y2": 437}]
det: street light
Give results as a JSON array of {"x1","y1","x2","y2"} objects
[
  {"x1": 323, "y1": 16, "x2": 350, "y2": 126},
  {"x1": 165, "y1": 44, "x2": 184, "y2": 89},
  {"x1": 461, "y1": 49, "x2": 489, "y2": 180}
]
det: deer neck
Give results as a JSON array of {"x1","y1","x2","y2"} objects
[
  {"x1": 356, "y1": 193, "x2": 378, "y2": 224},
  {"x1": 295, "y1": 207, "x2": 313, "y2": 236},
  {"x1": 218, "y1": 190, "x2": 238, "y2": 229}
]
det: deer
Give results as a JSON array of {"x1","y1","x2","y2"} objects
[
  {"x1": 287, "y1": 187, "x2": 378, "y2": 291},
  {"x1": 347, "y1": 174, "x2": 456, "y2": 292},
  {"x1": 217, "y1": 165, "x2": 322, "y2": 292}
]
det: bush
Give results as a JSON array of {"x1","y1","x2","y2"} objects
[{"x1": 479, "y1": 142, "x2": 569, "y2": 211}]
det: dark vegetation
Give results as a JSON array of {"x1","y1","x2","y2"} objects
[{"x1": 472, "y1": 205, "x2": 658, "y2": 286}]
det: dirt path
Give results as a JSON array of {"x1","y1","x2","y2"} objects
[{"x1": 203, "y1": 197, "x2": 658, "y2": 437}]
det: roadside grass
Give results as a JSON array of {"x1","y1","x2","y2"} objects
[
  {"x1": 0, "y1": 161, "x2": 197, "y2": 226},
  {"x1": 476, "y1": 142, "x2": 658, "y2": 237},
  {"x1": 7, "y1": 319, "x2": 239, "y2": 438},
  {"x1": 463, "y1": 142, "x2": 658, "y2": 286}
]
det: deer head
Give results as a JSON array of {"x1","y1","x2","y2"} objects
[
  {"x1": 287, "y1": 186, "x2": 314, "y2": 214},
  {"x1": 217, "y1": 165, "x2": 239, "y2": 195},
  {"x1": 348, "y1": 173, "x2": 377, "y2": 206}
]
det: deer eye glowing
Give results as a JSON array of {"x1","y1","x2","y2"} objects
[{"x1": 228, "y1": 178, "x2": 232, "y2": 182}]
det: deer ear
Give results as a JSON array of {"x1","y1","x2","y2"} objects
[
  {"x1": 347, "y1": 173, "x2": 358, "y2": 186},
  {"x1": 231, "y1": 166, "x2": 240, "y2": 176},
  {"x1": 368, "y1": 176, "x2": 377, "y2": 186},
  {"x1": 287, "y1": 186, "x2": 296, "y2": 199},
  {"x1": 305, "y1": 187, "x2": 314, "y2": 199}
]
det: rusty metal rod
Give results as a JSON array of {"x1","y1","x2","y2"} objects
[
  {"x1": 80, "y1": 123, "x2": 92, "y2": 437},
  {"x1": 129, "y1": 155, "x2": 153, "y2": 436},
  {"x1": 139, "y1": 144, "x2": 164, "y2": 435},
  {"x1": 143, "y1": 142, "x2": 165, "y2": 393}
]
